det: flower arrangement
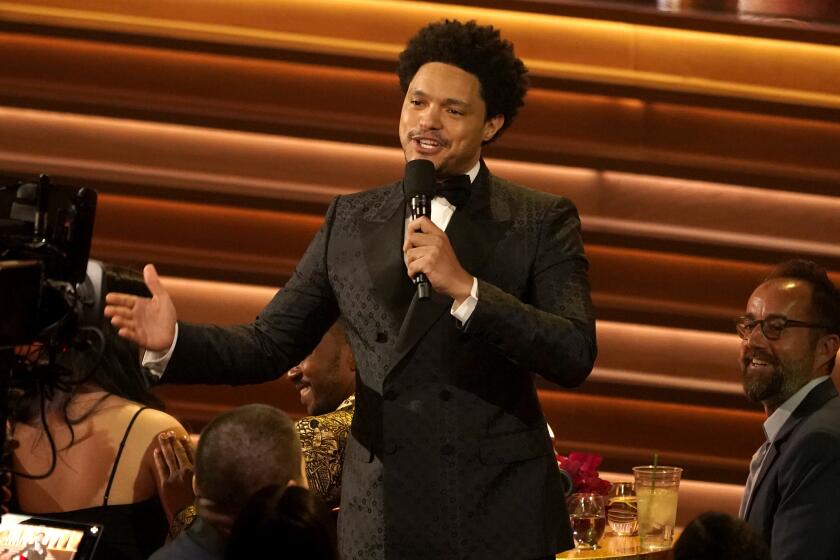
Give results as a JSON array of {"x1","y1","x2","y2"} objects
[{"x1": 556, "y1": 451, "x2": 611, "y2": 495}]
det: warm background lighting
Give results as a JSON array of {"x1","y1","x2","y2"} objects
[{"x1": 3, "y1": 0, "x2": 839, "y2": 522}]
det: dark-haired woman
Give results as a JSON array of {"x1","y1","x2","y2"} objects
[
  {"x1": 10, "y1": 266, "x2": 189, "y2": 560},
  {"x1": 226, "y1": 485, "x2": 337, "y2": 560}
]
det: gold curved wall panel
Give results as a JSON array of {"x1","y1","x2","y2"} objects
[
  {"x1": 2, "y1": 32, "x2": 840, "y2": 190},
  {"x1": 3, "y1": 109, "x2": 840, "y2": 264},
  {"x1": 3, "y1": 0, "x2": 840, "y2": 106}
]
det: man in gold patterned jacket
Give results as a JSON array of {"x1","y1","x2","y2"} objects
[{"x1": 287, "y1": 321, "x2": 356, "y2": 508}]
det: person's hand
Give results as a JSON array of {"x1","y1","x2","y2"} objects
[
  {"x1": 104, "y1": 264, "x2": 177, "y2": 351},
  {"x1": 153, "y1": 431, "x2": 195, "y2": 523},
  {"x1": 403, "y1": 217, "x2": 473, "y2": 304}
]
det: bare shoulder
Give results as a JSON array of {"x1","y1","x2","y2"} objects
[
  {"x1": 105, "y1": 396, "x2": 188, "y2": 440},
  {"x1": 132, "y1": 408, "x2": 189, "y2": 442}
]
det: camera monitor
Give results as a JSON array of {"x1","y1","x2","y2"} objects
[{"x1": 0, "y1": 513, "x2": 102, "y2": 560}]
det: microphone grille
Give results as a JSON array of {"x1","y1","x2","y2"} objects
[{"x1": 403, "y1": 159, "x2": 436, "y2": 197}]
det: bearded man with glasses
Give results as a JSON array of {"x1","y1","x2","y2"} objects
[{"x1": 736, "y1": 259, "x2": 840, "y2": 560}]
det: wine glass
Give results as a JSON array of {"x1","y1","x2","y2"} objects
[
  {"x1": 607, "y1": 481, "x2": 638, "y2": 536},
  {"x1": 567, "y1": 493, "x2": 606, "y2": 549}
]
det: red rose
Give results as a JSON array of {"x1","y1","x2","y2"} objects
[{"x1": 556, "y1": 451, "x2": 610, "y2": 495}]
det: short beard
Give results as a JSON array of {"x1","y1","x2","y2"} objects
[{"x1": 742, "y1": 354, "x2": 814, "y2": 410}]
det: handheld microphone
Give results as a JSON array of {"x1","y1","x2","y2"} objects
[{"x1": 403, "y1": 159, "x2": 436, "y2": 300}]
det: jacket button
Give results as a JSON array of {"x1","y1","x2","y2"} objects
[
  {"x1": 439, "y1": 389, "x2": 452, "y2": 401},
  {"x1": 376, "y1": 332, "x2": 388, "y2": 343},
  {"x1": 441, "y1": 444, "x2": 455, "y2": 456}
]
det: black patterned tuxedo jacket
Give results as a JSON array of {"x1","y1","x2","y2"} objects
[
  {"x1": 165, "y1": 162, "x2": 597, "y2": 559},
  {"x1": 744, "y1": 379, "x2": 840, "y2": 560}
]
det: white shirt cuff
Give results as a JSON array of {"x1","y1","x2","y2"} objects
[
  {"x1": 142, "y1": 323, "x2": 178, "y2": 379},
  {"x1": 450, "y1": 277, "x2": 479, "y2": 324}
]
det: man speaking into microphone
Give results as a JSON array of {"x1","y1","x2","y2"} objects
[{"x1": 106, "y1": 20, "x2": 596, "y2": 560}]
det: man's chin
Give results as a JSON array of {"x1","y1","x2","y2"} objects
[
  {"x1": 742, "y1": 373, "x2": 780, "y2": 403},
  {"x1": 300, "y1": 395, "x2": 314, "y2": 414},
  {"x1": 404, "y1": 152, "x2": 440, "y2": 168}
]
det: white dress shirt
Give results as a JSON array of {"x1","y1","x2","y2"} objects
[{"x1": 763, "y1": 375, "x2": 830, "y2": 443}]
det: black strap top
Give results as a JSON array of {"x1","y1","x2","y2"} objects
[
  {"x1": 17, "y1": 406, "x2": 169, "y2": 560},
  {"x1": 103, "y1": 406, "x2": 148, "y2": 506}
]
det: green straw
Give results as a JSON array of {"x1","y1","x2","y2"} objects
[
  {"x1": 642, "y1": 453, "x2": 660, "y2": 549},
  {"x1": 652, "y1": 453, "x2": 659, "y2": 493}
]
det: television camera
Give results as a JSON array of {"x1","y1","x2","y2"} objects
[{"x1": 0, "y1": 174, "x2": 108, "y2": 510}]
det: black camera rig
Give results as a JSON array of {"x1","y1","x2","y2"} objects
[
  {"x1": 1, "y1": 174, "x2": 99, "y2": 347},
  {"x1": 0, "y1": 174, "x2": 104, "y2": 505}
]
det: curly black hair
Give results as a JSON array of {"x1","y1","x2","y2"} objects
[{"x1": 397, "y1": 20, "x2": 529, "y2": 143}]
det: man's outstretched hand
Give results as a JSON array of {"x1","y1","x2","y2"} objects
[{"x1": 104, "y1": 264, "x2": 177, "y2": 351}]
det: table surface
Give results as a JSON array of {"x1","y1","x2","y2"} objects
[{"x1": 556, "y1": 532, "x2": 674, "y2": 559}]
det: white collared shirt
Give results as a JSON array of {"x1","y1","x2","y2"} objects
[{"x1": 763, "y1": 375, "x2": 831, "y2": 443}]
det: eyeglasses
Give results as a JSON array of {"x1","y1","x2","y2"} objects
[{"x1": 735, "y1": 315, "x2": 831, "y2": 341}]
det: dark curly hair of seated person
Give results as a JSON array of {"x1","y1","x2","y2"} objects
[{"x1": 397, "y1": 19, "x2": 528, "y2": 143}]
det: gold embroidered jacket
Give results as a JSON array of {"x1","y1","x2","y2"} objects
[{"x1": 295, "y1": 395, "x2": 355, "y2": 509}]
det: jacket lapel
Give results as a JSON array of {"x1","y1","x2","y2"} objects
[
  {"x1": 359, "y1": 182, "x2": 414, "y2": 316},
  {"x1": 745, "y1": 379, "x2": 838, "y2": 518},
  {"x1": 392, "y1": 162, "x2": 511, "y2": 359}
]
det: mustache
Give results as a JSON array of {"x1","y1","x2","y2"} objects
[{"x1": 408, "y1": 130, "x2": 451, "y2": 147}]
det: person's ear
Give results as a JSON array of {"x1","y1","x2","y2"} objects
[
  {"x1": 482, "y1": 114, "x2": 504, "y2": 143},
  {"x1": 817, "y1": 333, "x2": 840, "y2": 373}
]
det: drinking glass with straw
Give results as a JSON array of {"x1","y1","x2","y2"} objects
[{"x1": 633, "y1": 454, "x2": 683, "y2": 550}]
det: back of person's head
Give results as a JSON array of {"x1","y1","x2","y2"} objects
[
  {"x1": 70, "y1": 264, "x2": 160, "y2": 405},
  {"x1": 195, "y1": 404, "x2": 303, "y2": 516},
  {"x1": 225, "y1": 485, "x2": 337, "y2": 560},
  {"x1": 12, "y1": 263, "x2": 161, "y2": 428},
  {"x1": 673, "y1": 511, "x2": 769, "y2": 560}
]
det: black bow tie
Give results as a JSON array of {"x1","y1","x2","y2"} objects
[{"x1": 434, "y1": 174, "x2": 471, "y2": 209}]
